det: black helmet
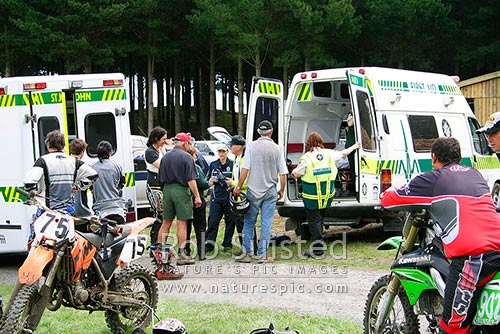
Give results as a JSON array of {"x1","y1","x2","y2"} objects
[
  {"x1": 153, "y1": 318, "x2": 187, "y2": 334},
  {"x1": 229, "y1": 191, "x2": 250, "y2": 216}
]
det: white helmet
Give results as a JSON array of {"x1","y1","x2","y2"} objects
[{"x1": 153, "y1": 318, "x2": 187, "y2": 334}]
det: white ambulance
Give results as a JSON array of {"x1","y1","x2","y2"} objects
[
  {"x1": 246, "y1": 67, "x2": 500, "y2": 238},
  {"x1": 0, "y1": 73, "x2": 137, "y2": 254}
]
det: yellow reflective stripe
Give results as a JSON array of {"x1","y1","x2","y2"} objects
[
  {"x1": 30, "y1": 93, "x2": 45, "y2": 105},
  {"x1": 258, "y1": 82, "x2": 280, "y2": 95},
  {"x1": 0, "y1": 186, "x2": 23, "y2": 202},
  {"x1": 360, "y1": 157, "x2": 380, "y2": 174},
  {"x1": 125, "y1": 172, "x2": 135, "y2": 187},
  {"x1": 102, "y1": 89, "x2": 126, "y2": 101},
  {"x1": 475, "y1": 156, "x2": 500, "y2": 169},
  {"x1": 296, "y1": 83, "x2": 311, "y2": 101},
  {"x1": 0, "y1": 95, "x2": 16, "y2": 107}
]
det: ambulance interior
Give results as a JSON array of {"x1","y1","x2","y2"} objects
[{"x1": 286, "y1": 80, "x2": 357, "y2": 201}]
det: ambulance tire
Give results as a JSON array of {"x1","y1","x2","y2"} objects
[{"x1": 492, "y1": 182, "x2": 500, "y2": 209}]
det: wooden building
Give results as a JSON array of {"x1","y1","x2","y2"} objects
[{"x1": 460, "y1": 71, "x2": 500, "y2": 125}]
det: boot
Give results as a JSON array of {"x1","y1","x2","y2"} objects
[{"x1": 155, "y1": 265, "x2": 184, "y2": 280}]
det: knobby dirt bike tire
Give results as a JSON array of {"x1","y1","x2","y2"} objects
[
  {"x1": 105, "y1": 263, "x2": 158, "y2": 334},
  {"x1": 0, "y1": 284, "x2": 41, "y2": 334},
  {"x1": 363, "y1": 274, "x2": 419, "y2": 334}
]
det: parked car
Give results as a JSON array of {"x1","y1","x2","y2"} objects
[
  {"x1": 131, "y1": 135, "x2": 149, "y2": 209},
  {"x1": 195, "y1": 126, "x2": 235, "y2": 164}
]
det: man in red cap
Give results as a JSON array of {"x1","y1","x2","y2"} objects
[{"x1": 157, "y1": 132, "x2": 202, "y2": 265}]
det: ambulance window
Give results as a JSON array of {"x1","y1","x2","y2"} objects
[
  {"x1": 408, "y1": 115, "x2": 438, "y2": 152},
  {"x1": 356, "y1": 91, "x2": 376, "y2": 151},
  {"x1": 313, "y1": 82, "x2": 332, "y2": 98},
  {"x1": 84, "y1": 113, "x2": 117, "y2": 157},
  {"x1": 340, "y1": 84, "x2": 350, "y2": 99},
  {"x1": 37, "y1": 117, "x2": 60, "y2": 156},
  {"x1": 468, "y1": 117, "x2": 492, "y2": 155},
  {"x1": 253, "y1": 97, "x2": 279, "y2": 143}
]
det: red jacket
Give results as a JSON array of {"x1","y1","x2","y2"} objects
[{"x1": 381, "y1": 164, "x2": 500, "y2": 259}]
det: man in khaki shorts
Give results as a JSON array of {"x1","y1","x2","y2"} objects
[{"x1": 158, "y1": 132, "x2": 202, "y2": 265}]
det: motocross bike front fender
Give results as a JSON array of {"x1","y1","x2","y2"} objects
[
  {"x1": 18, "y1": 247, "x2": 54, "y2": 285},
  {"x1": 377, "y1": 236, "x2": 403, "y2": 250}
]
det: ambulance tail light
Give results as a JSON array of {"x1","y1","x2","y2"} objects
[
  {"x1": 126, "y1": 210, "x2": 136, "y2": 222},
  {"x1": 0, "y1": 87, "x2": 5, "y2": 95},
  {"x1": 380, "y1": 168, "x2": 392, "y2": 192},
  {"x1": 103, "y1": 79, "x2": 123, "y2": 87},
  {"x1": 23, "y1": 82, "x2": 47, "y2": 90}
]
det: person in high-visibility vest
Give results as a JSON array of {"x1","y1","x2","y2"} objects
[{"x1": 291, "y1": 132, "x2": 360, "y2": 258}]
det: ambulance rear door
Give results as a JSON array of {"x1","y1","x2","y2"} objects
[
  {"x1": 346, "y1": 69, "x2": 381, "y2": 204},
  {"x1": 69, "y1": 74, "x2": 137, "y2": 221}
]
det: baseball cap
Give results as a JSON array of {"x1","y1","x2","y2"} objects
[
  {"x1": 258, "y1": 120, "x2": 273, "y2": 131},
  {"x1": 229, "y1": 135, "x2": 246, "y2": 146},
  {"x1": 173, "y1": 132, "x2": 191, "y2": 143},
  {"x1": 216, "y1": 143, "x2": 228, "y2": 151},
  {"x1": 477, "y1": 112, "x2": 500, "y2": 134}
]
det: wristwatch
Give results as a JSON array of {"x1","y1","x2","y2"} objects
[{"x1": 235, "y1": 186, "x2": 241, "y2": 190}]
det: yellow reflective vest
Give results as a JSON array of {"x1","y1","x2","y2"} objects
[{"x1": 299, "y1": 149, "x2": 338, "y2": 210}]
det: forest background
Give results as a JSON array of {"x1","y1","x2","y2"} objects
[{"x1": 1, "y1": 0, "x2": 498, "y2": 138}]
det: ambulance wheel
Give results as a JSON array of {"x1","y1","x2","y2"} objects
[{"x1": 492, "y1": 182, "x2": 500, "y2": 208}]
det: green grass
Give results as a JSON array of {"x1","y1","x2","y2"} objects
[{"x1": 0, "y1": 285, "x2": 361, "y2": 334}]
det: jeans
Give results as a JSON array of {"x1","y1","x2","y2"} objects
[{"x1": 242, "y1": 187, "x2": 278, "y2": 256}]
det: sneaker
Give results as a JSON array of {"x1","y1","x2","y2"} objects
[
  {"x1": 177, "y1": 252, "x2": 196, "y2": 265},
  {"x1": 223, "y1": 246, "x2": 232, "y2": 252},
  {"x1": 234, "y1": 252, "x2": 252, "y2": 263},
  {"x1": 155, "y1": 266, "x2": 184, "y2": 280},
  {"x1": 255, "y1": 255, "x2": 273, "y2": 264}
]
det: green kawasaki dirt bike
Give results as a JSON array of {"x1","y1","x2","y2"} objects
[{"x1": 363, "y1": 209, "x2": 500, "y2": 334}]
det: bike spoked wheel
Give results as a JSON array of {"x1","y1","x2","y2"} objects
[
  {"x1": 363, "y1": 275, "x2": 419, "y2": 334},
  {"x1": 105, "y1": 264, "x2": 158, "y2": 334},
  {"x1": 1, "y1": 284, "x2": 41, "y2": 334}
]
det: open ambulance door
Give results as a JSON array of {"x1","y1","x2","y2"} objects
[
  {"x1": 246, "y1": 77, "x2": 284, "y2": 146},
  {"x1": 70, "y1": 76, "x2": 137, "y2": 221},
  {"x1": 246, "y1": 77, "x2": 285, "y2": 201},
  {"x1": 346, "y1": 70, "x2": 381, "y2": 204}
]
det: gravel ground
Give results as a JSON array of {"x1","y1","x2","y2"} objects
[{"x1": 0, "y1": 253, "x2": 384, "y2": 324}]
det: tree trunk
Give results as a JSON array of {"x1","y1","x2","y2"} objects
[
  {"x1": 229, "y1": 65, "x2": 236, "y2": 133},
  {"x1": 174, "y1": 64, "x2": 182, "y2": 133},
  {"x1": 255, "y1": 49, "x2": 261, "y2": 77},
  {"x1": 147, "y1": 55, "x2": 155, "y2": 134},
  {"x1": 209, "y1": 41, "x2": 216, "y2": 127},
  {"x1": 137, "y1": 71, "x2": 146, "y2": 134},
  {"x1": 200, "y1": 65, "x2": 209, "y2": 137},
  {"x1": 156, "y1": 74, "x2": 164, "y2": 125},
  {"x1": 237, "y1": 57, "x2": 244, "y2": 136},
  {"x1": 282, "y1": 66, "x2": 288, "y2": 99}
]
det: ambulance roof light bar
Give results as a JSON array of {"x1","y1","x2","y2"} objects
[
  {"x1": 23, "y1": 82, "x2": 47, "y2": 90},
  {"x1": 103, "y1": 79, "x2": 123, "y2": 87}
]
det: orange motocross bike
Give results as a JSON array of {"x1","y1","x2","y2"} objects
[{"x1": 0, "y1": 188, "x2": 158, "y2": 334}]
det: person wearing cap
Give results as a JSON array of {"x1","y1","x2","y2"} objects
[
  {"x1": 477, "y1": 111, "x2": 500, "y2": 152},
  {"x1": 228, "y1": 135, "x2": 257, "y2": 253},
  {"x1": 205, "y1": 142, "x2": 235, "y2": 252},
  {"x1": 233, "y1": 120, "x2": 288, "y2": 263},
  {"x1": 91, "y1": 140, "x2": 127, "y2": 224},
  {"x1": 157, "y1": 132, "x2": 202, "y2": 265}
]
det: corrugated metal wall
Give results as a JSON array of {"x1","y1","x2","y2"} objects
[{"x1": 460, "y1": 72, "x2": 500, "y2": 125}]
